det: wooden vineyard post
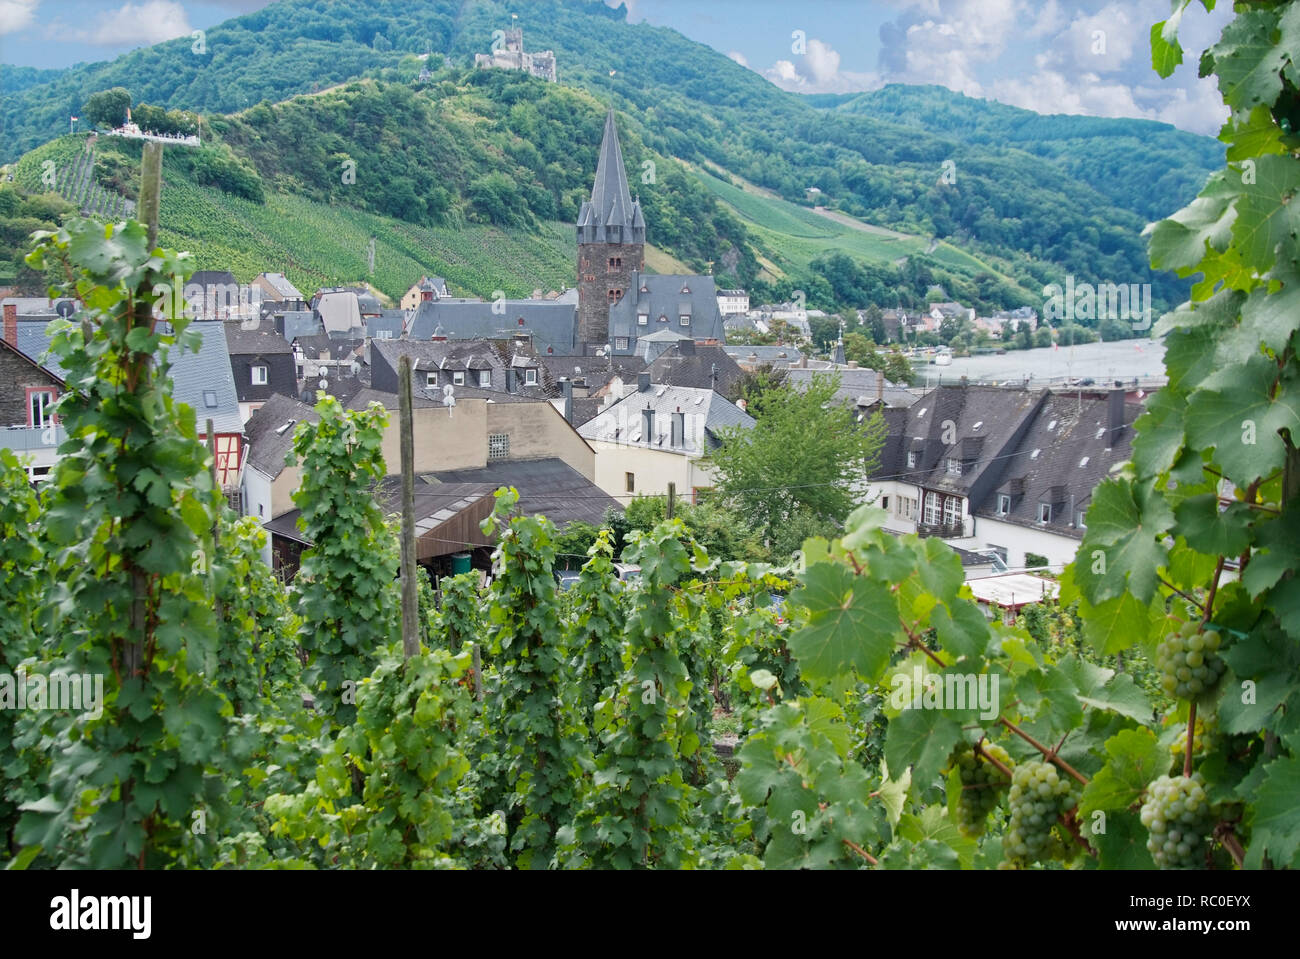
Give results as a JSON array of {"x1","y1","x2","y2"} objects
[
  {"x1": 667, "y1": 482, "x2": 676, "y2": 520},
  {"x1": 398, "y1": 355, "x2": 420, "y2": 661}
]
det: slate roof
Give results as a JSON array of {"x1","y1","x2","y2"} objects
[
  {"x1": 785, "y1": 366, "x2": 919, "y2": 409},
  {"x1": 370, "y1": 338, "x2": 554, "y2": 400},
  {"x1": 272, "y1": 310, "x2": 324, "y2": 342},
  {"x1": 724, "y1": 345, "x2": 804, "y2": 367},
  {"x1": 15, "y1": 321, "x2": 65, "y2": 377},
  {"x1": 647, "y1": 343, "x2": 743, "y2": 394},
  {"x1": 224, "y1": 321, "x2": 293, "y2": 356},
  {"x1": 580, "y1": 383, "x2": 754, "y2": 456},
  {"x1": 190, "y1": 271, "x2": 238, "y2": 288},
  {"x1": 576, "y1": 111, "x2": 646, "y2": 247},
  {"x1": 608, "y1": 272, "x2": 727, "y2": 356},
  {"x1": 15, "y1": 319, "x2": 243, "y2": 434},
  {"x1": 535, "y1": 353, "x2": 645, "y2": 395},
  {"x1": 170, "y1": 322, "x2": 245, "y2": 435},
  {"x1": 257, "y1": 273, "x2": 302, "y2": 301},
  {"x1": 973, "y1": 391, "x2": 1141, "y2": 538},
  {"x1": 873, "y1": 384, "x2": 1046, "y2": 498},
  {"x1": 428, "y1": 457, "x2": 622, "y2": 526},
  {"x1": 295, "y1": 334, "x2": 364, "y2": 361},
  {"x1": 406, "y1": 300, "x2": 579, "y2": 355},
  {"x1": 243, "y1": 393, "x2": 318, "y2": 478},
  {"x1": 550, "y1": 395, "x2": 608, "y2": 427}
]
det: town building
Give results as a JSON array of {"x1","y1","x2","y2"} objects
[
  {"x1": 578, "y1": 373, "x2": 754, "y2": 503},
  {"x1": 864, "y1": 384, "x2": 1141, "y2": 570}
]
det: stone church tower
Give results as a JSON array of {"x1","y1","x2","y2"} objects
[{"x1": 577, "y1": 110, "x2": 645, "y2": 347}]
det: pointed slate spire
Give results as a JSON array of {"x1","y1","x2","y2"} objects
[{"x1": 579, "y1": 109, "x2": 645, "y2": 244}]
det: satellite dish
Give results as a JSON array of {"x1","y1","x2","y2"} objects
[
  {"x1": 318, "y1": 378, "x2": 329, "y2": 391},
  {"x1": 55, "y1": 299, "x2": 75, "y2": 318},
  {"x1": 350, "y1": 360, "x2": 361, "y2": 376},
  {"x1": 442, "y1": 384, "x2": 456, "y2": 407}
]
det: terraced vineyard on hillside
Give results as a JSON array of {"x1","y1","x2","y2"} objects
[
  {"x1": 157, "y1": 176, "x2": 576, "y2": 300},
  {"x1": 11, "y1": 136, "x2": 136, "y2": 221},
  {"x1": 690, "y1": 164, "x2": 1014, "y2": 285}
]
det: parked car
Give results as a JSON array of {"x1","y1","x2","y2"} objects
[{"x1": 554, "y1": 569, "x2": 581, "y2": 591}]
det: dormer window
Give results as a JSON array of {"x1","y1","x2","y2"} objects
[
  {"x1": 997, "y1": 494, "x2": 1010, "y2": 515},
  {"x1": 638, "y1": 313, "x2": 648, "y2": 325},
  {"x1": 907, "y1": 451, "x2": 917, "y2": 468},
  {"x1": 1038, "y1": 503, "x2": 1052, "y2": 524},
  {"x1": 479, "y1": 370, "x2": 491, "y2": 388},
  {"x1": 251, "y1": 365, "x2": 268, "y2": 385},
  {"x1": 453, "y1": 371, "x2": 465, "y2": 386},
  {"x1": 426, "y1": 371, "x2": 438, "y2": 388},
  {"x1": 680, "y1": 285, "x2": 690, "y2": 294},
  {"x1": 945, "y1": 457, "x2": 962, "y2": 475},
  {"x1": 679, "y1": 314, "x2": 690, "y2": 326},
  {"x1": 524, "y1": 368, "x2": 537, "y2": 386}
]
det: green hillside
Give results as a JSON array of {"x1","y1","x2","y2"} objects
[
  {"x1": 6, "y1": 132, "x2": 575, "y2": 300},
  {"x1": 0, "y1": 0, "x2": 1225, "y2": 318},
  {"x1": 821, "y1": 84, "x2": 1224, "y2": 224}
]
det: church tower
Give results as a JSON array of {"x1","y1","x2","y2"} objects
[{"x1": 577, "y1": 110, "x2": 645, "y2": 347}]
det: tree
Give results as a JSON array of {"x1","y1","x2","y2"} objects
[
  {"x1": 865, "y1": 304, "x2": 887, "y2": 344},
  {"x1": 708, "y1": 373, "x2": 887, "y2": 557},
  {"x1": 843, "y1": 331, "x2": 879, "y2": 368},
  {"x1": 83, "y1": 87, "x2": 132, "y2": 129}
]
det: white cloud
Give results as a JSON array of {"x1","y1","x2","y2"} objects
[
  {"x1": 727, "y1": 50, "x2": 748, "y2": 68},
  {"x1": 761, "y1": 37, "x2": 879, "y2": 93},
  {"x1": 75, "y1": 0, "x2": 191, "y2": 46},
  {"x1": 0, "y1": 0, "x2": 39, "y2": 35},
  {"x1": 862, "y1": 0, "x2": 1233, "y2": 135}
]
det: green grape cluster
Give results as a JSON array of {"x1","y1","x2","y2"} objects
[
  {"x1": 1140, "y1": 774, "x2": 1215, "y2": 869},
  {"x1": 1156, "y1": 620, "x2": 1226, "y2": 700},
  {"x1": 1169, "y1": 712, "x2": 1217, "y2": 763},
  {"x1": 1003, "y1": 761, "x2": 1076, "y2": 866},
  {"x1": 947, "y1": 743, "x2": 1013, "y2": 837}
]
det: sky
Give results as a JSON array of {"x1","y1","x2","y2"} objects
[{"x1": 0, "y1": 0, "x2": 1233, "y2": 136}]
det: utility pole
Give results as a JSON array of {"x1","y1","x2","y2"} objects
[{"x1": 398, "y1": 355, "x2": 420, "y2": 660}]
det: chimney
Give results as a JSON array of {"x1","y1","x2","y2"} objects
[
  {"x1": 846, "y1": 360, "x2": 858, "y2": 370},
  {"x1": 3, "y1": 304, "x2": 15, "y2": 348},
  {"x1": 638, "y1": 371, "x2": 651, "y2": 392},
  {"x1": 798, "y1": 354, "x2": 808, "y2": 369},
  {"x1": 876, "y1": 369, "x2": 884, "y2": 402},
  {"x1": 1108, "y1": 388, "x2": 1125, "y2": 445},
  {"x1": 505, "y1": 368, "x2": 516, "y2": 393},
  {"x1": 562, "y1": 379, "x2": 574, "y2": 424},
  {"x1": 710, "y1": 363, "x2": 718, "y2": 391},
  {"x1": 642, "y1": 406, "x2": 655, "y2": 441}
]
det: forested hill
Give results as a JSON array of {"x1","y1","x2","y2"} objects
[
  {"x1": 816, "y1": 85, "x2": 1225, "y2": 224},
  {"x1": 1, "y1": 0, "x2": 1223, "y2": 314}
]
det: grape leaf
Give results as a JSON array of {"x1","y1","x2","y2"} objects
[
  {"x1": 1245, "y1": 755, "x2": 1300, "y2": 868},
  {"x1": 1150, "y1": 19, "x2": 1183, "y2": 78},
  {"x1": 787, "y1": 561, "x2": 899, "y2": 683},
  {"x1": 1232, "y1": 153, "x2": 1300, "y2": 274},
  {"x1": 1075, "y1": 477, "x2": 1174, "y2": 604},
  {"x1": 1172, "y1": 493, "x2": 1254, "y2": 556},
  {"x1": 1091, "y1": 810, "x2": 1157, "y2": 869},
  {"x1": 1211, "y1": 6, "x2": 1300, "y2": 112},
  {"x1": 883, "y1": 707, "x2": 963, "y2": 792},
  {"x1": 1080, "y1": 728, "x2": 1167, "y2": 817},
  {"x1": 1185, "y1": 355, "x2": 1300, "y2": 487}
]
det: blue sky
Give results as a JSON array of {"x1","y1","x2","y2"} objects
[{"x1": 0, "y1": 0, "x2": 1232, "y2": 135}]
